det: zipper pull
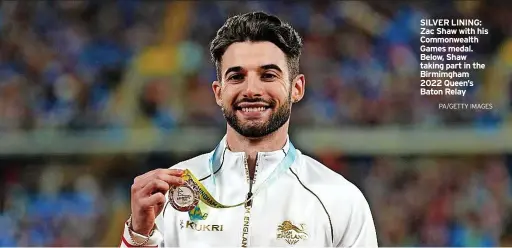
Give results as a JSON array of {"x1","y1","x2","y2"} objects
[{"x1": 245, "y1": 192, "x2": 253, "y2": 208}]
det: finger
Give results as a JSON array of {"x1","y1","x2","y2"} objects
[
  {"x1": 164, "y1": 169, "x2": 184, "y2": 176},
  {"x1": 140, "y1": 179, "x2": 172, "y2": 196},
  {"x1": 133, "y1": 170, "x2": 158, "y2": 186},
  {"x1": 147, "y1": 168, "x2": 183, "y2": 178},
  {"x1": 155, "y1": 173, "x2": 185, "y2": 186},
  {"x1": 134, "y1": 169, "x2": 182, "y2": 189},
  {"x1": 139, "y1": 192, "x2": 166, "y2": 209},
  {"x1": 140, "y1": 174, "x2": 184, "y2": 193}
]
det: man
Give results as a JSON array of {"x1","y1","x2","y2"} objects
[{"x1": 120, "y1": 12, "x2": 378, "y2": 247}]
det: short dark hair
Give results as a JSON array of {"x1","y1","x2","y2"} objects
[{"x1": 210, "y1": 12, "x2": 303, "y2": 81}]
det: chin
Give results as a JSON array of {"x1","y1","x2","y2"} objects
[{"x1": 242, "y1": 118, "x2": 269, "y2": 125}]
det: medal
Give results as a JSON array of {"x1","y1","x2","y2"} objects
[{"x1": 169, "y1": 179, "x2": 200, "y2": 212}]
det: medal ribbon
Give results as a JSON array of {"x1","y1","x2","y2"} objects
[{"x1": 186, "y1": 141, "x2": 297, "y2": 220}]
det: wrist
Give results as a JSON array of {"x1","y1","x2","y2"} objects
[
  {"x1": 129, "y1": 216, "x2": 154, "y2": 237},
  {"x1": 126, "y1": 216, "x2": 156, "y2": 246}
]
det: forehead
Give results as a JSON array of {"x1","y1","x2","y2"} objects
[{"x1": 221, "y1": 41, "x2": 288, "y2": 74}]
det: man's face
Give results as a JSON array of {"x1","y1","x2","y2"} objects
[{"x1": 212, "y1": 41, "x2": 305, "y2": 138}]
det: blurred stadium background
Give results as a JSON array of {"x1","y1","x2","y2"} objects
[{"x1": 0, "y1": 0, "x2": 511, "y2": 246}]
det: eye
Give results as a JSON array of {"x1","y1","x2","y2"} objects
[
  {"x1": 261, "y1": 73, "x2": 277, "y2": 81},
  {"x1": 228, "y1": 74, "x2": 244, "y2": 81}
]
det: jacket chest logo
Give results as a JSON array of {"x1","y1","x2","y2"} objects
[{"x1": 276, "y1": 220, "x2": 308, "y2": 245}]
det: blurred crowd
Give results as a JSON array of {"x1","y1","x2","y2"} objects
[
  {"x1": 0, "y1": 164, "x2": 108, "y2": 246},
  {"x1": 0, "y1": 1, "x2": 165, "y2": 131},
  {"x1": 1, "y1": 0, "x2": 512, "y2": 247},
  {"x1": 1, "y1": 1, "x2": 511, "y2": 132},
  {"x1": 362, "y1": 155, "x2": 512, "y2": 246}
]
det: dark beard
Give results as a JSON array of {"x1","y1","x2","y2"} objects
[{"x1": 223, "y1": 96, "x2": 292, "y2": 138}]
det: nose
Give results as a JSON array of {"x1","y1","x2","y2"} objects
[{"x1": 243, "y1": 74, "x2": 263, "y2": 98}]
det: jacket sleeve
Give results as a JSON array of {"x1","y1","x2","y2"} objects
[{"x1": 335, "y1": 185, "x2": 378, "y2": 247}]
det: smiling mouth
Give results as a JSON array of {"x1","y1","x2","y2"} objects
[
  {"x1": 236, "y1": 106, "x2": 270, "y2": 112},
  {"x1": 234, "y1": 101, "x2": 272, "y2": 112}
]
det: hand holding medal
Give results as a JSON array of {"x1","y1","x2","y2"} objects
[{"x1": 130, "y1": 169, "x2": 185, "y2": 236}]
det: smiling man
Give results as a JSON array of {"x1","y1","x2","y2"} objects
[{"x1": 120, "y1": 12, "x2": 378, "y2": 247}]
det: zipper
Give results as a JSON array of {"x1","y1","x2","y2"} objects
[{"x1": 240, "y1": 153, "x2": 259, "y2": 247}]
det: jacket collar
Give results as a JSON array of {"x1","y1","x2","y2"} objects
[
  {"x1": 217, "y1": 134, "x2": 290, "y2": 156},
  {"x1": 211, "y1": 135, "x2": 291, "y2": 187}
]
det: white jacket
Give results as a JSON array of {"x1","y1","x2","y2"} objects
[{"x1": 121, "y1": 136, "x2": 378, "y2": 247}]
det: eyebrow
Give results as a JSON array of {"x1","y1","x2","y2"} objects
[
  {"x1": 224, "y1": 64, "x2": 283, "y2": 78},
  {"x1": 224, "y1": 66, "x2": 243, "y2": 78}
]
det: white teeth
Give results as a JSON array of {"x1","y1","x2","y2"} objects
[{"x1": 241, "y1": 107, "x2": 266, "y2": 112}]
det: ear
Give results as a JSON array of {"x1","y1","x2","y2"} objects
[
  {"x1": 212, "y1": 80, "x2": 223, "y2": 107},
  {"x1": 291, "y1": 74, "x2": 305, "y2": 103}
]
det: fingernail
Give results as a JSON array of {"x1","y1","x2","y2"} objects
[{"x1": 179, "y1": 178, "x2": 184, "y2": 184}]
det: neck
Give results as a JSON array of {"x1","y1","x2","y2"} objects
[{"x1": 225, "y1": 123, "x2": 289, "y2": 179}]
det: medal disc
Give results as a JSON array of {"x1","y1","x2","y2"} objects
[{"x1": 169, "y1": 181, "x2": 199, "y2": 212}]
